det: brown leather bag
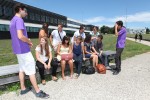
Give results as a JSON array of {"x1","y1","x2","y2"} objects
[{"x1": 96, "y1": 64, "x2": 106, "y2": 74}]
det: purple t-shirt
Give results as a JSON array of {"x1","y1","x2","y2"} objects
[
  {"x1": 116, "y1": 27, "x2": 127, "y2": 48},
  {"x1": 9, "y1": 16, "x2": 30, "y2": 54}
]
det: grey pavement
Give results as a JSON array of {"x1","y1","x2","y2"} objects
[
  {"x1": 0, "y1": 52, "x2": 150, "y2": 100},
  {"x1": 126, "y1": 37, "x2": 150, "y2": 46}
]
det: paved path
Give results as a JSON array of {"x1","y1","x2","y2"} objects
[
  {"x1": 0, "y1": 52, "x2": 150, "y2": 100},
  {"x1": 126, "y1": 37, "x2": 150, "y2": 46}
]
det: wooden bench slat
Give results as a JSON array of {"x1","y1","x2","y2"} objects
[{"x1": 0, "y1": 65, "x2": 19, "y2": 76}]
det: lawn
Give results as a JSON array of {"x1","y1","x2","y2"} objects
[
  {"x1": 0, "y1": 35, "x2": 150, "y2": 66},
  {"x1": 0, "y1": 34, "x2": 150, "y2": 95}
]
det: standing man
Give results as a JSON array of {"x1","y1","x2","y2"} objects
[
  {"x1": 114, "y1": 20, "x2": 127, "y2": 75},
  {"x1": 71, "y1": 25, "x2": 86, "y2": 43},
  {"x1": 50, "y1": 23, "x2": 66, "y2": 54},
  {"x1": 9, "y1": 3, "x2": 49, "y2": 98}
]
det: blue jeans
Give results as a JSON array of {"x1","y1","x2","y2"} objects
[{"x1": 73, "y1": 54, "x2": 83, "y2": 75}]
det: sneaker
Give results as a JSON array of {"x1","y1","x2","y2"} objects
[
  {"x1": 75, "y1": 74, "x2": 79, "y2": 79},
  {"x1": 20, "y1": 87, "x2": 32, "y2": 95},
  {"x1": 36, "y1": 90, "x2": 49, "y2": 99}
]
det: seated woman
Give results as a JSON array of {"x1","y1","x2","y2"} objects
[
  {"x1": 57, "y1": 36, "x2": 73, "y2": 80},
  {"x1": 35, "y1": 37, "x2": 58, "y2": 85},
  {"x1": 91, "y1": 35, "x2": 104, "y2": 64},
  {"x1": 84, "y1": 35, "x2": 98, "y2": 70},
  {"x1": 72, "y1": 36, "x2": 85, "y2": 79}
]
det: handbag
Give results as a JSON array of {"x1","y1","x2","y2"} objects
[
  {"x1": 61, "y1": 53, "x2": 73, "y2": 61},
  {"x1": 96, "y1": 64, "x2": 106, "y2": 74}
]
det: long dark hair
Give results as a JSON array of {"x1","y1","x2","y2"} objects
[
  {"x1": 62, "y1": 36, "x2": 70, "y2": 47},
  {"x1": 40, "y1": 37, "x2": 49, "y2": 57},
  {"x1": 84, "y1": 34, "x2": 92, "y2": 43},
  {"x1": 42, "y1": 23, "x2": 49, "y2": 36}
]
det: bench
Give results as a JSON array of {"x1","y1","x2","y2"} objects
[
  {"x1": 0, "y1": 64, "x2": 40, "y2": 86},
  {"x1": 0, "y1": 63, "x2": 69, "y2": 86},
  {"x1": 102, "y1": 50, "x2": 116, "y2": 67}
]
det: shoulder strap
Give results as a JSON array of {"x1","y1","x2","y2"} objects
[{"x1": 58, "y1": 30, "x2": 63, "y2": 41}]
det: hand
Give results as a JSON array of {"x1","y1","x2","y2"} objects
[
  {"x1": 47, "y1": 63, "x2": 51, "y2": 69},
  {"x1": 115, "y1": 23, "x2": 118, "y2": 29},
  {"x1": 96, "y1": 52, "x2": 99, "y2": 55},
  {"x1": 83, "y1": 58, "x2": 86, "y2": 61},
  {"x1": 92, "y1": 52, "x2": 96, "y2": 55},
  {"x1": 28, "y1": 39, "x2": 33, "y2": 48},
  {"x1": 29, "y1": 42, "x2": 33, "y2": 48},
  {"x1": 44, "y1": 63, "x2": 48, "y2": 69}
]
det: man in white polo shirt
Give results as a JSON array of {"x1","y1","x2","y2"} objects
[
  {"x1": 50, "y1": 23, "x2": 66, "y2": 53},
  {"x1": 71, "y1": 25, "x2": 86, "y2": 43}
]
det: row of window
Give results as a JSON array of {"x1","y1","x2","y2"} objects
[
  {"x1": 27, "y1": 12, "x2": 66, "y2": 25},
  {"x1": 0, "y1": 24, "x2": 53, "y2": 33},
  {"x1": 0, "y1": 4, "x2": 67, "y2": 26},
  {"x1": 0, "y1": 24, "x2": 40, "y2": 32},
  {"x1": 0, "y1": 5, "x2": 13, "y2": 17}
]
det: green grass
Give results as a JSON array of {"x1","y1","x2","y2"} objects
[
  {"x1": 127, "y1": 34, "x2": 150, "y2": 41},
  {"x1": 103, "y1": 35, "x2": 150, "y2": 60},
  {"x1": 0, "y1": 35, "x2": 150, "y2": 95},
  {"x1": 0, "y1": 39, "x2": 39, "y2": 66},
  {"x1": 0, "y1": 35, "x2": 150, "y2": 66}
]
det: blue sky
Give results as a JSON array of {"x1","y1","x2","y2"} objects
[{"x1": 16, "y1": 0, "x2": 150, "y2": 29}]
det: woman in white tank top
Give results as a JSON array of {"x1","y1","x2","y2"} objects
[{"x1": 57, "y1": 36, "x2": 73, "y2": 80}]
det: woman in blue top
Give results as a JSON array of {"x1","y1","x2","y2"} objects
[
  {"x1": 84, "y1": 35, "x2": 98, "y2": 70},
  {"x1": 72, "y1": 36, "x2": 85, "y2": 78}
]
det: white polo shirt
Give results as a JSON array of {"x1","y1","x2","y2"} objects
[
  {"x1": 51, "y1": 30, "x2": 66, "y2": 45},
  {"x1": 71, "y1": 30, "x2": 86, "y2": 43}
]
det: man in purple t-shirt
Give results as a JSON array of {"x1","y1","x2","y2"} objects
[
  {"x1": 9, "y1": 3, "x2": 49, "y2": 98},
  {"x1": 113, "y1": 20, "x2": 127, "y2": 75}
]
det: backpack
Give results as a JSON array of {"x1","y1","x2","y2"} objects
[{"x1": 82, "y1": 66, "x2": 95, "y2": 74}]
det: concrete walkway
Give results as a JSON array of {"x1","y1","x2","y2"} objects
[
  {"x1": 0, "y1": 52, "x2": 150, "y2": 100},
  {"x1": 126, "y1": 37, "x2": 150, "y2": 46}
]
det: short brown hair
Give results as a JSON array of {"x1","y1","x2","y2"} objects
[
  {"x1": 58, "y1": 23, "x2": 63, "y2": 28},
  {"x1": 14, "y1": 3, "x2": 26, "y2": 13},
  {"x1": 79, "y1": 25, "x2": 85, "y2": 30}
]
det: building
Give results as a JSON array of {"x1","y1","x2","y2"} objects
[{"x1": 0, "y1": 0, "x2": 92, "y2": 39}]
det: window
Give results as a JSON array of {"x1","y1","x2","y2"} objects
[
  {"x1": 30, "y1": 13, "x2": 35, "y2": 20},
  {"x1": 0, "y1": 24, "x2": 5, "y2": 31},
  {"x1": 58, "y1": 19, "x2": 61, "y2": 24},
  {"x1": 41, "y1": 15, "x2": 45, "y2": 22},
  {"x1": 46, "y1": 16, "x2": 50, "y2": 22},
  {"x1": 0, "y1": 5, "x2": 2, "y2": 16},
  {"x1": 50, "y1": 17, "x2": 54, "y2": 23},
  {"x1": 3, "y1": 6, "x2": 12, "y2": 17},
  {"x1": 54, "y1": 18, "x2": 57, "y2": 24},
  {"x1": 0, "y1": 24, "x2": 9, "y2": 31},
  {"x1": 35, "y1": 14, "x2": 40, "y2": 21}
]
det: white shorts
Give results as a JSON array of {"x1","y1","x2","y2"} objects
[{"x1": 16, "y1": 52, "x2": 36, "y2": 75}]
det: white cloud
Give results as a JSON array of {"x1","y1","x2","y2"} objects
[
  {"x1": 109, "y1": 12, "x2": 150, "y2": 22},
  {"x1": 84, "y1": 12, "x2": 150, "y2": 24},
  {"x1": 84, "y1": 17, "x2": 106, "y2": 23}
]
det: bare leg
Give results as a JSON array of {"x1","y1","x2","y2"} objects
[
  {"x1": 68, "y1": 60, "x2": 73, "y2": 79},
  {"x1": 91, "y1": 55, "x2": 96, "y2": 68},
  {"x1": 19, "y1": 71, "x2": 26, "y2": 90},
  {"x1": 95, "y1": 55, "x2": 98, "y2": 67},
  {"x1": 61, "y1": 60, "x2": 66, "y2": 80},
  {"x1": 29, "y1": 74, "x2": 40, "y2": 93}
]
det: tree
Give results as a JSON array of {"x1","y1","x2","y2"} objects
[
  {"x1": 145, "y1": 27, "x2": 150, "y2": 34},
  {"x1": 100, "y1": 25, "x2": 114, "y2": 34}
]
